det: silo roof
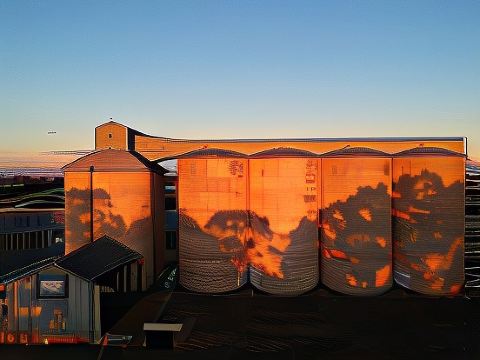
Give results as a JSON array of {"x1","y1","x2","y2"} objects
[
  {"x1": 250, "y1": 147, "x2": 317, "y2": 158},
  {"x1": 394, "y1": 147, "x2": 466, "y2": 157},
  {"x1": 321, "y1": 147, "x2": 390, "y2": 157},
  {"x1": 177, "y1": 148, "x2": 247, "y2": 158}
]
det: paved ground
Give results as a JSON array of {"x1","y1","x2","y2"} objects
[
  {"x1": 1, "y1": 287, "x2": 479, "y2": 359},
  {"x1": 107, "y1": 291, "x2": 172, "y2": 346},
  {"x1": 158, "y1": 287, "x2": 478, "y2": 359}
]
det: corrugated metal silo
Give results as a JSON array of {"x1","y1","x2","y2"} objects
[
  {"x1": 392, "y1": 147, "x2": 465, "y2": 295},
  {"x1": 321, "y1": 147, "x2": 392, "y2": 295},
  {"x1": 248, "y1": 148, "x2": 319, "y2": 295},
  {"x1": 63, "y1": 149, "x2": 162, "y2": 288},
  {"x1": 178, "y1": 149, "x2": 249, "y2": 293}
]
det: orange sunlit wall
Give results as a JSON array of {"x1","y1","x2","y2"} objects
[
  {"x1": 392, "y1": 154, "x2": 465, "y2": 295},
  {"x1": 65, "y1": 170, "x2": 154, "y2": 287},
  {"x1": 65, "y1": 172, "x2": 91, "y2": 254},
  {"x1": 91, "y1": 172, "x2": 154, "y2": 286},
  {"x1": 248, "y1": 156, "x2": 319, "y2": 295},
  {"x1": 321, "y1": 155, "x2": 392, "y2": 295},
  {"x1": 178, "y1": 155, "x2": 249, "y2": 293},
  {"x1": 93, "y1": 121, "x2": 466, "y2": 162}
]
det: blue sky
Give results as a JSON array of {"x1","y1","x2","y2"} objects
[{"x1": 1, "y1": 1, "x2": 479, "y2": 158}]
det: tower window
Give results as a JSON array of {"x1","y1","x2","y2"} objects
[{"x1": 165, "y1": 197, "x2": 176, "y2": 210}]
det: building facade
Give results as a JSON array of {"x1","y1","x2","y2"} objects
[{"x1": 61, "y1": 121, "x2": 468, "y2": 296}]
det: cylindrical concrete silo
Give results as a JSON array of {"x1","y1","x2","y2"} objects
[
  {"x1": 178, "y1": 149, "x2": 249, "y2": 293},
  {"x1": 392, "y1": 147, "x2": 465, "y2": 295},
  {"x1": 321, "y1": 147, "x2": 392, "y2": 295},
  {"x1": 248, "y1": 148, "x2": 319, "y2": 295}
]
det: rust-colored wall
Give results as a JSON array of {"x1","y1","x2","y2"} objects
[
  {"x1": 321, "y1": 157, "x2": 392, "y2": 295},
  {"x1": 95, "y1": 122, "x2": 128, "y2": 150},
  {"x1": 392, "y1": 156, "x2": 465, "y2": 295}
]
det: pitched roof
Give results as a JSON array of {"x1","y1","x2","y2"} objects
[
  {"x1": 55, "y1": 235, "x2": 142, "y2": 281},
  {"x1": 0, "y1": 242, "x2": 65, "y2": 284},
  {"x1": 63, "y1": 149, "x2": 165, "y2": 173}
]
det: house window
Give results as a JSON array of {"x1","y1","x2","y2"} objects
[
  {"x1": 166, "y1": 231, "x2": 177, "y2": 250},
  {"x1": 37, "y1": 273, "x2": 68, "y2": 298},
  {"x1": 108, "y1": 133, "x2": 112, "y2": 139}
]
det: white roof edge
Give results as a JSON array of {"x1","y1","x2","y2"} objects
[{"x1": 143, "y1": 323, "x2": 183, "y2": 332}]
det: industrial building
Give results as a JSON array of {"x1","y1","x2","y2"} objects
[
  {"x1": 0, "y1": 120, "x2": 475, "y2": 346},
  {"x1": 58, "y1": 121, "x2": 468, "y2": 297}
]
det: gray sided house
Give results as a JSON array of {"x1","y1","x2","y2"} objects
[{"x1": 0, "y1": 235, "x2": 142, "y2": 344}]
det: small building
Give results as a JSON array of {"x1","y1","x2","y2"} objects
[{"x1": 0, "y1": 235, "x2": 142, "y2": 344}]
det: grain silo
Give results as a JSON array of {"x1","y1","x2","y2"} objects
[
  {"x1": 177, "y1": 149, "x2": 249, "y2": 293},
  {"x1": 248, "y1": 148, "x2": 319, "y2": 295},
  {"x1": 392, "y1": 147, "x2": 465, "y2": 295},
  {"x1": 63, "y1": 149, "x2": 165, "y2": 290},
  {"x1": 321, "y1": 147, "x2": 392, "y2": 295}
]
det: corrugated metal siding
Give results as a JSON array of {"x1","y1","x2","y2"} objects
[
  {"x1": 392, "y1": 156, "x2": 465, "y2": 295},
  {"x1": 248, "y1": 158, "x2": 319, "y2": 295},
  {"x1": 321, "y1": 157, "x2": 392, "y2": 295},
  {"x1": 465, "y1": 161, "x2": 480, "y2": 289},
  {"x1": 178, "y1": 158, "x2": 249, "y2": 293}
]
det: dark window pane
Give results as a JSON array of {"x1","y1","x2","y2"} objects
[{"x1": 165, "y1": 197, "x2": 176, "y2": 210}]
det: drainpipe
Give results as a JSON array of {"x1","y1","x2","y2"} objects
[{"x1": 89, "y1": 166, "x2": 94, "y2": 243}]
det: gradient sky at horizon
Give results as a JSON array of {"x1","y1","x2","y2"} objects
[{"x1": 1, "y1": 1, "x2": 479, "y2": 159}]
